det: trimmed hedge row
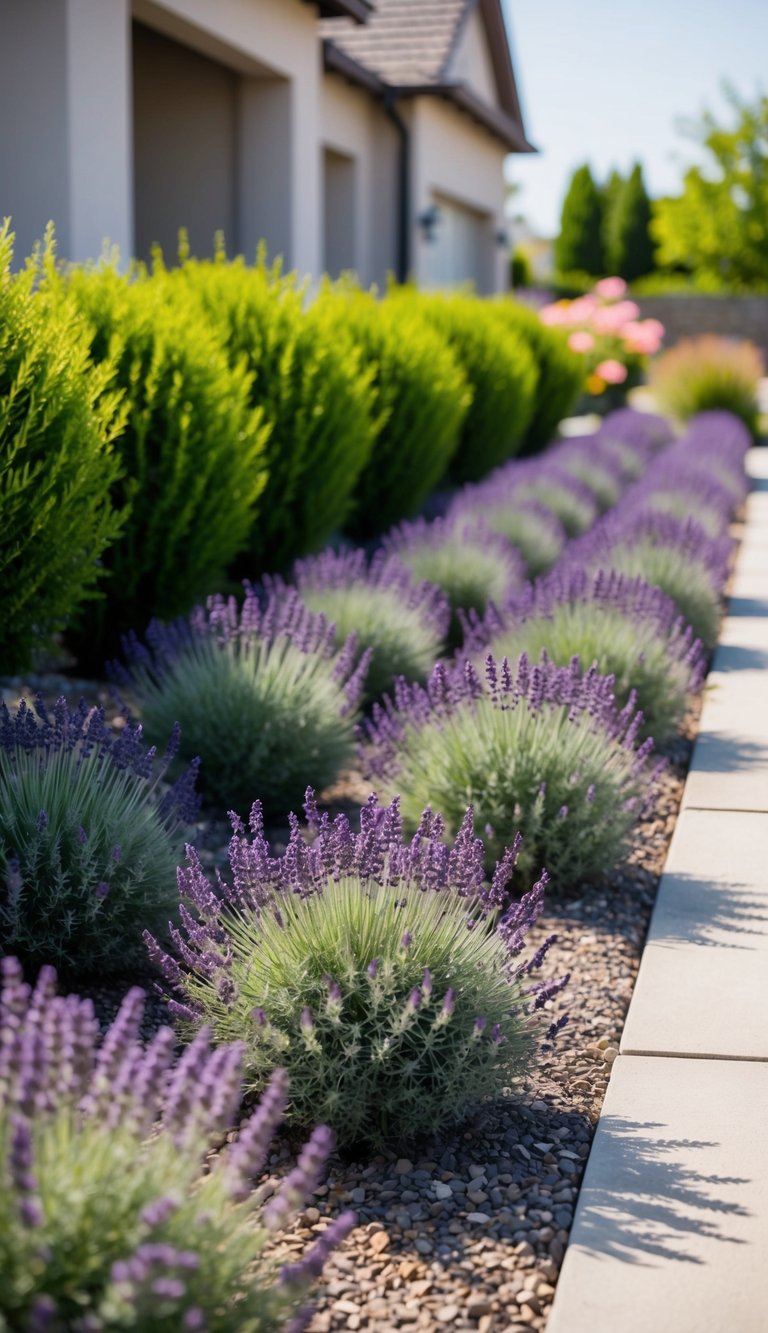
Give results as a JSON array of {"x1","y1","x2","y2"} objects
[{"x1": 0, "y1": 231, "x2": 583, "y2": 671}]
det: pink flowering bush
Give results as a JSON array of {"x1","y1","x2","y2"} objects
[{"x1": 539, "y1": 277, "x2": 664, "y2": 402}]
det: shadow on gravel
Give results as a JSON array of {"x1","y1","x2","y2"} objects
[
  {"x1": 568, "y1": 1116, "x2": 750, "y2": 1266},
  {"x1": 647, "y1": 872, "x2": 768, "y2": 949}
]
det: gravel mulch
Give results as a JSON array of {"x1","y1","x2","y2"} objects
[{"x1": 1, "y1": 670, "x2": 700, "y2": 1333}]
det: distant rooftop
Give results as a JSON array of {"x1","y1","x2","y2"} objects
[{"x1": 320, "y1": 0, "x2": 535, "y2": 153}]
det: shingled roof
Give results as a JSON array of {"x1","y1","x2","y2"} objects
[{"x1": 320, "y1": 0, "x2": 534, "y2": 152}]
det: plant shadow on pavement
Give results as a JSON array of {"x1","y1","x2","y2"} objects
[
  {"x1": 567, "y1": 1116, "x2": 751, "y2": 1266},
  {"x1": 646, "y1": 872, "x2": 768, "y2": 950}
]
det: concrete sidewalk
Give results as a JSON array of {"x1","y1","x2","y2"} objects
[{"x1": 547, "y1": 447, "x2": 768, "y2": 1333}]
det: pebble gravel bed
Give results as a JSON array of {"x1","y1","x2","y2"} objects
[{"x1": 1, "y1": 670, "x2": 698, "y2": 1333}]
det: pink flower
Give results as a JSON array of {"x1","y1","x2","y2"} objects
[
  {"x1": 568, "y1": 330, "x2": 595, "y2": 353},
  {"x1": 595, "y1": 359, "x2": 628, "y2": 385},
  {"x1": 595, "y1": 277, "x2": 627, "y2": 301},
  {"x1": 539, "y1": 303, "x2": 571, "y2": 326}
]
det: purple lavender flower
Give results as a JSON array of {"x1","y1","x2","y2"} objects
[
  {"x1": 116, "y1": 584, "x2": 366, "y2": 817},
  {"x1": 266, "y1": 547, "x2": 450, "y2": 701}
]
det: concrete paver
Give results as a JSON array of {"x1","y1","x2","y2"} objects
[
  {"x1": 683, "y1": 616, "x2": 768, "y2": 812},
  {"x1": 621, "y1": 809, "x2": 768, "y2": 1058},
  {"x1": 547, "y1": 1056, "x2": 768, "y2": 1333}
]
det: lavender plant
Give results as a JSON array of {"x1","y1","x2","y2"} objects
[
  {"x1": 463, "y1": 569, "x2": 705, "y2": 741},
  {"x1": 115, "y1": 587, "x2": 368, "y2": 817},
  {"x1": 0, "y1": 696, "x2": 199, "y2": 976},
  {"x1": 491, "y1": 462, "x2": 599, "y2": 538},
  {"x1": 449, "y1": 488, "x2": 567, "y2": 577},
  {"x1": 147, "y1": 794, "x2": 567, "y2": 1149},
  {"x1": 598, "y1": 408, "x2": 675, "y2": 462},
  {"x1": 549, "y1": 437, "x2": 625, "y2": 510},
  {"x1": 0, "y1": 957, "x2": 354, "y2": 1331},
  {"x1": 273, "y1": 549, "x2": 449, "y2": 702},
  {"x1": 564, "y1": 511, "x2": 733, "y2": 649},
  {"x1": 361, "y1": 655, "x2": 657, "y2": 886},
  {"x1": 382, "y1": 518, "x2": 526, "y2": 646}
]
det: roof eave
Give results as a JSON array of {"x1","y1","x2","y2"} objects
[
  {"x1": 323, "y1": 38, "x2": 386, "y2": 94},
  {"x1": 309, "y1": 0, "x2": 373, "y2": 23},
  {"x1": 393, "y1": 83, "x2": 537, "y2": 153}
]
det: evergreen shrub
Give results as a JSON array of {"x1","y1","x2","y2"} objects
[
  {"x1": 319, "y1": 286, "x2": 471, "y2": 537},
  {"x1": 48, "y1": 261, "x2": 269, "y2": 663},
  {"x1": 496, "y1": 303, "x2": 584, "y2": 453},
  {"x1": 0, "y1": 227, "x2": 123, "y2": 672},
  {"x1": 403, "y1": 291, "x2": 539, "y2": 482},
  {"x1": 169, "y1": 252, "x2": 378, "y2": 568}
]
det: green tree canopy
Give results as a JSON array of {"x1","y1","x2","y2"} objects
[
  {"x1": 555, "y1": 164, "x2": 605, "y2": 275},
  {"x1": 606, "y1": 162, "x2": 655, "y2": 280},
  {"x1": 651, "y1": 89, "x2": 768, "y2": 290}
]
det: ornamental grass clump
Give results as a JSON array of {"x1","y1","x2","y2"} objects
[
  {"x1": 274, "y1": 548, "x2": 449, "y2": 702},
  {"x1": 147, "y1": 793, "x2": 567, "y2": 1149},
  {"x1": 450, "y1": 486, "x2": 567, "y2": 577},
  {"x1": 361, "y1": 655, "x2": 657, "y2": 887},
  {"x1": 0, "y1": 696, "x2": 199, "y2": 977},
  {"x1": 564, "y1": 512, "x2": 732, "y2": 650},
  {"x1": 0, "y1": 958, "x2": 354, "y2": 1332},
  {"x1": 649, "y1": 335, "x2": 764, "y2": 437},
  {"x1": 462, "y1": 569, "x2": 705, "y2": 742},
  {"x1": 116, "y1": 587, "x2": 368, "y2": 818},
  {"x1": 383, "y1": 518, "x2": 527, "y2": 646},
  {"x1": 0, "y1": 226, "x2": 124, "y2": 672}
]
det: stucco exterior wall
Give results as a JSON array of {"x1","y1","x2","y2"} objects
[
  {"x1": 320, "y1": 72, "x2": 398, "y2": 287},
  {"x1": 133, "y1": 23, "x2": 238, "y2": 260},
  {"x1": 133, "y1": 0, "x2": 321, "y2": 273},
  {"x1": 0, "y1": 0, "x2": 132, "y2": 262},
  {"x1": 446, "y1": 7, "x2": 498, "y2": 105},
  {"x1": 410, "y1": 97, "x2": 508, "y2": 294}
]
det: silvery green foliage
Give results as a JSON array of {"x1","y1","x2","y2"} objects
[
  {"x1": 147, "y1": 793, "x2": 567, "y2": 1149},
  {"x1": 449, "y1": 485, "x2": 567, "y2": 577},
  {"x1": 269, "y1": 548, "x2": 449, "y2": 702},
  {"x1": 561, "y1": 412, "x2": 747, "y2": 649},
  {"x1": 383, "y1": 517, "x2": 526, "y2": 646},
  {"x1": 0, "y1": 958, "x2": 353, "y2": 1332},
  {"x1": 0, "y1": 696, "x2": 199, "y2": 976},
  {"x1": 463, "y1": 568, "x2": 706, "y2": 741},
  {"x1": 361, "y1": 654, "x2": 658, "y2": 887},
  {"x1": 115, "y1": 586, "x2": 369, "y2": 819}
]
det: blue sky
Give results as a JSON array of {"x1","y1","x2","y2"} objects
[{"x1": 502, "y1": 0, "x2": 768, "y2": 236}]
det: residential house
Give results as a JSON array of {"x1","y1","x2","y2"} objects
[{"x1": 0, "y1": 0, "x2": 533, "y2": 292}]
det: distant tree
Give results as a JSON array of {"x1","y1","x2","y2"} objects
[
  {"x1": 600, "y1": 168, "x2": 624, "y2": 267},
  {"x1": 651, "y1": 88, "x2": 768, "y2": 290},
  {"x1": 606, "y1": 162, "x2": 655, "y2": 280},
  {"x1": 555, "y1": 164, "x2": 605, "y2": 275}
]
